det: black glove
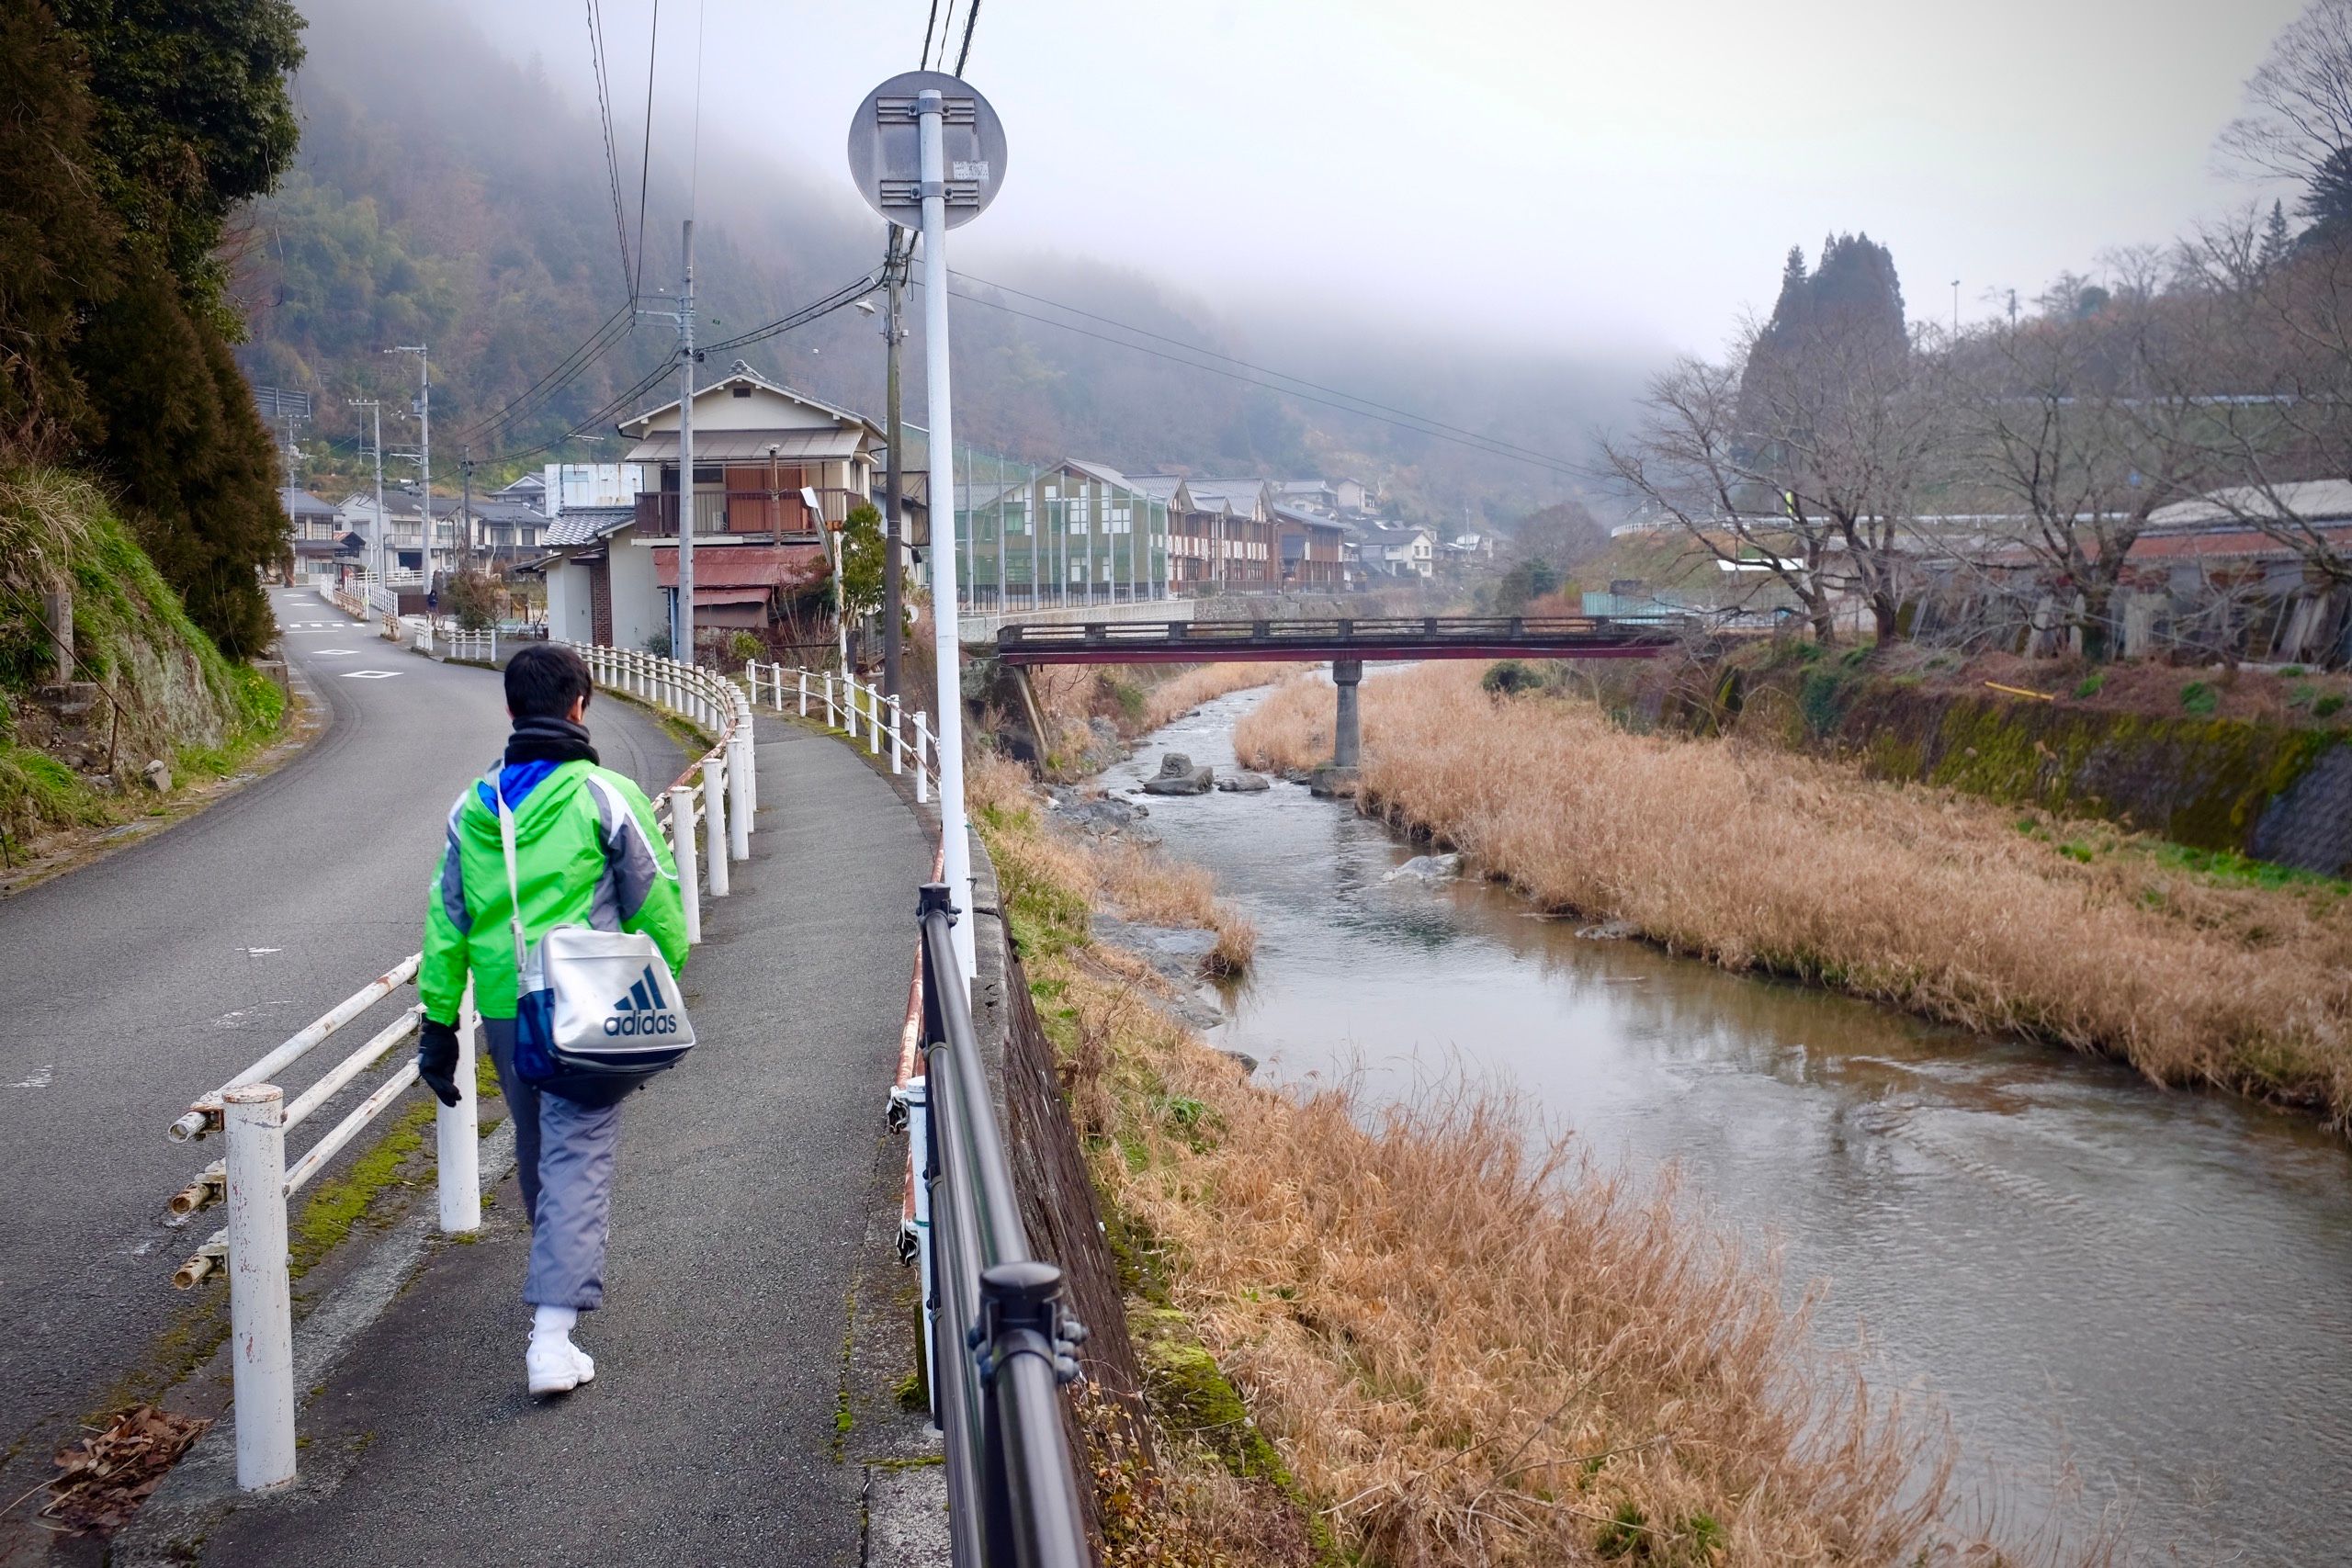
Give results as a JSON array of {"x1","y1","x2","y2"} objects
[{"x1": 416, "y1": 1020, "x2": 463, "y2": 1108}]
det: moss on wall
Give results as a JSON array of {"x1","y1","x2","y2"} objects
[{"x1": 1719, "y1": 660, "x2": 2346, "y2": 866}]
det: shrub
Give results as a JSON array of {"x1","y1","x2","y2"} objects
[
  {"x1": 2180, "y1": 681, "x2": 2219, "y2": 716},
  {"x1": 2073, "y1": 672, "x2": 2106, "y2": 699},
  {"x1": 2316, "y1": 693, "x2": 2346, "y2": 719},
  {"x1": 1481, "y1": 660, "x2": 1542, "y2": 696}
]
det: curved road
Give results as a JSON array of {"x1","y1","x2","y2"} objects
[{"x1": 0, "y1": 590, "x2": 684, "y2": 1486}]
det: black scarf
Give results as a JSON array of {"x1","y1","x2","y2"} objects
[{"x1": 504, "y1": 716, "x2": 599, "y2": 768}]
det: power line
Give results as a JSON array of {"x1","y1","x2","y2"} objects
[
  {"x1": 945, "y1": 268, "x2": 1582, "y2": 473},
  {"x1": 933, "y1": 1, "x2": 957, "y2": 69},
  {"x1": 953, "y1": 0, "x2": 981, "y2": 73},
  {"x1": 584, "y1": 1, "x2": 632, "y2": 294},
  {"x1": 699, "y1": 268, "x2": 886, "y2": 355},
  {"x1": 485, "y1": 273, "x2": 882, "y2": 466},
  {"x1": 920, "y1": 0, "x2": 940, "y2": 68},
  {"x1": 631, "y1": 0, "x2": 662, "y2": 299},
  {"x1": 445, "y1": 301, "x2": 638, "y2": 447},
  {"x1": 923, "y1": 279, "x2": 1586, "y2": 477}
]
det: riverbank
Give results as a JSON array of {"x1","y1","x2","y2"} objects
[
  {"x1": 1235, "y1": 664, "x2": 2352, "y2": 1123},
  {"x1": 967, "y1": 752, "x2": 2042, "y2": 1565}
]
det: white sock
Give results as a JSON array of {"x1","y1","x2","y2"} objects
[{"x1": 531, "y1": 1304, "x2": 579, "y2": 1345}]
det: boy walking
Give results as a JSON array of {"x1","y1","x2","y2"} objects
[{"x1": 413, "y1": 644, "x2": 689, "y2": 1394}]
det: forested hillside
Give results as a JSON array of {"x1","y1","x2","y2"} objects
[
  {"x1": 2, "y1": 0, "x2": 302, "y2": 657},
  {"x1": 243, "y1": 0, "x2": 1645, "y2": 526}
]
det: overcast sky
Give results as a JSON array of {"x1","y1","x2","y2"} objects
[{"x1": 469, "y1": 0, "x2": 2306, "y2": 357}]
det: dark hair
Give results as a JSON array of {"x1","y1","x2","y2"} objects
[{"x1": 505, "y1": 643, "x2": 593, "y2": 720}]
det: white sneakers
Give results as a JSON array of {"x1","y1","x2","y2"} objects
[
  {"x1": 526, "y1": 1336, "x2": 596, "y2": 1395},
  {"x1": 526, "y1": 1303, "x2": 595, "y2": 1396}
]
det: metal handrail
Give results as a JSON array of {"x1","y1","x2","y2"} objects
[{"x1": 915, "y1": 886, "x2": 1091, "y2": 1568}]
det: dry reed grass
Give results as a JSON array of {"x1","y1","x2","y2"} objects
[
  {"x1": 1136, "y1": 662, "x2": 1311, "y2": 733},
  {"x1": 970, "y1": 751, "x2": 1258, "y2": 972},
  {"x1": 969, "y1": 755, "x2": 2053, "y2": 1565},
  {"x1": 1237, "y1": 664, "x2": 2352, "y2": 1119}
]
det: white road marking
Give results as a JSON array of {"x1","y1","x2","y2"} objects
[
  {"x1": 312, "y1": 649, "x2": 357, "y2": 657},
  {"x1": 243, "y1": 946, "x2": 283, "y2": 956},
  {"x1": 341, "y1": 670, "x2": 401, "y2": 679},
  {"x1": 9, "y1": 1066, "x2": 54, "y2": 1089}
]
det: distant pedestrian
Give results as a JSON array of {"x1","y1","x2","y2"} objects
[{"x1": 414, "y1": 643, "x2": 690, "y2": 1394}]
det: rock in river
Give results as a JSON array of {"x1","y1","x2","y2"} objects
[
  {"x1": 1214, "y1": 770, "x2": 1272, "y2": 793},
  {"x1": 1384, "y1": 852, "x2": 1462, "y2": 883},
  {"x1": 1142, "y1": 751, "x2": 1214, "y2": 795}
]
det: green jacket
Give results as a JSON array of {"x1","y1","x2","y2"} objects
[{"x1": 421, "y1": 760, "x2": 689, "y2": 1023}]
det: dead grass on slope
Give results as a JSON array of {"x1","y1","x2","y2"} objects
[{"x1": 1236, "y1": 665, "x2": 2352, "y2": 1119}]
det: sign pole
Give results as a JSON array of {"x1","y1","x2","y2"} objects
[{"x1": 917, "y1": 89, "x2": 977, "y2": 981}]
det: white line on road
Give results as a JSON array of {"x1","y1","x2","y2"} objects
[
  {"x1": 340, "y1": 671, "x2": 401, "y2": 679},
  {"x1": 8, "y1": 1066, "x2": 53, "y2": 1089}
]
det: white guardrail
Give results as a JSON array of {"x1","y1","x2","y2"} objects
[
  {"x1": 166, "y1": 636, "x2": 756, "y2": 1493},
  {"x1": 744, "y1": 661, "x2": 942, "y2": 804}
]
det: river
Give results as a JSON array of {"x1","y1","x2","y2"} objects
[{"x1": 1096, "y1": 683, "x2": 2352, "y2": 1565}]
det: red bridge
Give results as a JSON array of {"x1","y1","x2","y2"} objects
[{"x1": 991, "y1": 615, "x2": 1691, "y2": 666}]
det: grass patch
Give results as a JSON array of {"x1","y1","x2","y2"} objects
[{"x1": 288, "y1": 1099, "x2": 433, "y2": 1280}]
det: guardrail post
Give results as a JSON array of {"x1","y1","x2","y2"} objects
[
  {"x1": 727, "y1": 724, "x2": 752, "y2": 863},
  {"x1": 888, "y1": 695, "x2": 904, "y2": 775},
  {"x1": 797, "y1": 668, "x2": 809, "y2": 717},
  {"x1": 669, "y1": 785, "x2": 702, "y2": 942},
  {"x1": 746, "y1": 663, "x2": 762, "y2": 708},
  {"x1": 823, "y1": 672, "x2": 837, "y2": 728},
  {"x1": 915, "y1": 713, "x2": 930, "y2": 805},
  {"x1": 867, "y1": 687, "x2": 883, "y2": 757},
  {"x1": 702, "y1": 758, "x2": 730, "y2": 897},
  {"x1": 902, "y1": 1074, "x2": 934, "y2": 1404},
  {"x1": 437, "y1": 982, "x2": 481, "y2": 1233},
  {"x1": 222, "y1": 1083, "x2": 296, "y2": 1492},
  {"x1": 745, "y1": 695, "x2": 761, "y2": 815}
]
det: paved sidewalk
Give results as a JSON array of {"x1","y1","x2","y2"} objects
[{"x1": 159, "y1": 717, "x2": 939, "y2": 1567}]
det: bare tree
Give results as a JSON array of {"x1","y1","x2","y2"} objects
[
  {"x1": 1598, "y1": 353, "x2": 1847, "y2": 646},
  {"x1": 2218, "y1": 0, "x2": 2352, "y2": 190},
  {"x1": 1600, "y1": 318, "x2": 1945, "y2": 649},
  {"x1": 1952, "y1": 271, "x2": 2212, "y2": 660}
]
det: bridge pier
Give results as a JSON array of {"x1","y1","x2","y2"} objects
[
  {"x1": 1331, "y1": 659, "x2": 1363, "y2": 770},
  {"x1": 1313, "y1": 659, "x2": 1363, "y2": 796}
]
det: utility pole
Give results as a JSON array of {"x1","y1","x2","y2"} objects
[
  {"x1": 349, "y1": 398, "x2": 385, "y2": 595},
  {"x1": 677, "y1": 220, "x2": 696, "y2": 664},
  {"x1": 880, "y1": 229, "x2": 909, "y2": 700},
  {"x1": 387, "y1": 345, "x2": 431, "y2": 588},
  {"x1": 459, "y1": 448, "x2": 476, "y2": 574},
  {"x1": 635, "y1": 224, "x2": 699, "y2": 661}
]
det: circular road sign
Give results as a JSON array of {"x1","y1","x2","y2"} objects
[{"x1": 846, "y1": 70, "x2": 1007, "y2": 231}]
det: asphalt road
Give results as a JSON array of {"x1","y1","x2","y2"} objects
[{"x1": 0, "y1": 590, "x2": 685, "y2": 1479}]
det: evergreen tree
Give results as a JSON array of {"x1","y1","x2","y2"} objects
[
  {"x1": 49, "y1": 0, "x2": 306, "y2": 333},
  {"x1": 2258, "y1": 198, "x2": 2294, "y2": 273},
  {"x1": 2301, "y1": 146, "x2": 2352, "y2": 244},
  {"x1": 0, "y1": 1, "x2": 120, "y2": 459}
]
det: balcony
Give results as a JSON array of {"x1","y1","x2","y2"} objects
[{"x1": 634, "y1": 486, "x2": 859, "y2": 540}]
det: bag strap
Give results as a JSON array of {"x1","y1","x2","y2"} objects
[{"x1": 490, "y1": 771, "x2": 528, "y2": 976}]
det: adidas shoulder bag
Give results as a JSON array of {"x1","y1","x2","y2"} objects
[{"x1": 496, "y1": 773, "x2": 695, "y2": 1093}]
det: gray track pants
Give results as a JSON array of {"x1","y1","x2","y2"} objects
[{"x1": 483, "y1": 1019, "x2": 622, "y2": 1312}]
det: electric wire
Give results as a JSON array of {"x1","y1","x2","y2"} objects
[
  {"x1": 444, "y1": 301, "x2": 636, "y2": 447},
  {"x1": 920, "y1": 0, "x2": 940, "y2": 69},
  {"x1": 698, "y1": 269, "x2": 886, "y2": 355},
  {"x1": 946, "y1": 268, "x2": 1581, "y2": 472},
  {"x1": 933, "y1": 1, "x2": 956, "y2": 69},
  {"x1": 953, "y1": 0, "x2": 980, "y2": 73},
  {"x1": 922, "y1": 279, "x2": 1586, "y2": 477},
  {"x1": 584, "y1": 1, "x2": 633, "y2": 295},
  {"x1": 484, "y1": 273, "x2": 883, "y2": 467},
  {"x1": 630, "y1": 0, "x2": 662, "y2": 299}
]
